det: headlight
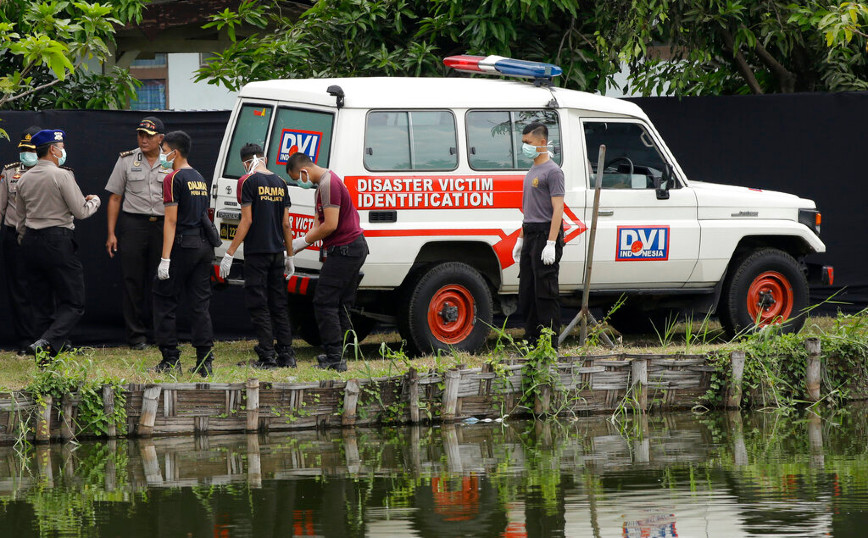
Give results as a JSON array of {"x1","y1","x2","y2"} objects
[{"x1": 798, "y1": 208, "x2": 821, "y2": 236}]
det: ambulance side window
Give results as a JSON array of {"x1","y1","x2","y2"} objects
[
  {"x1": 223, "y1": 103, "x2": 273, "y2": 179},
  {"x1": 266, "y1": 108, "x2": 334, "y2": 183},
  {"x1": 466, "y1": 110, "x2": 561, "y2": 170},
  {"x1": 364, "y1": 110, "x2": 458, "y2": 171},
  {"x1": 583, "y1": 121, "x2": 669, "y2": 190}
]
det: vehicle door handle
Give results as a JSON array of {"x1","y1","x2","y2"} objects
[{"x1": 597, "y1": 210, "x2": 614, "y2": 216}]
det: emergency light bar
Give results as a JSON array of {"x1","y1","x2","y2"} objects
[{"x1": 443, "y1": 55, "x2": 563, "y2": 81}]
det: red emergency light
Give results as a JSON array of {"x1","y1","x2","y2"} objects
[{"x1": 443, "y1": 55, "x2": 563, "y2": 80}]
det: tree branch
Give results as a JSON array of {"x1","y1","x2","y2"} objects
[
  {"x1": 0, "y1": 77, "x2": 64, "y2": 107},
  {"x1": 720, "y1": 27, "x2": 764, "y2": 94},
  {"x1": 753, "y1": 40, "x2": 796, "y2": 93}
]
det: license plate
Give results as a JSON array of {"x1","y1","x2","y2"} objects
[{"x1": 220, "y1": 223, "x2": 237, "y2": 240}]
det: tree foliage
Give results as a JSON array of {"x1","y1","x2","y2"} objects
[
  {"x1": 0, "y1": 0, "x2": 145, "y2": 112},
  {"x1": 197, "y1": 0, "x2": 868, "y2": 97}
]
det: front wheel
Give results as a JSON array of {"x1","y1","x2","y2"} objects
[
  {"x1": 719, "y1": 248, "x2": 808, "y2": 338},
  {"x1": 398, "y1": 262, "x2": 493, "y2": 356}
]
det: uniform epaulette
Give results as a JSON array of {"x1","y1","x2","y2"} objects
[
  {"x1": 3, "y1": 162, "x2": 20, "y2": 170},
  {"x1": 119, "y1": 149, "x2": 136, "y2": 157},
  {"x1": 60, "y1": 166, "x2": 74, "y2": 172}
]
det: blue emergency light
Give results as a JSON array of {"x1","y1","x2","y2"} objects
[{"x1": 443, "y1": 55, "x2": 563, "y2": 81}]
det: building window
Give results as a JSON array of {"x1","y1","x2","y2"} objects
[
  {"x1": 131, "y1": 79, "x2": 167, "y2": 110},
  {"x1": 200, "y1": 52, "x2": 219, "y2": 67}
]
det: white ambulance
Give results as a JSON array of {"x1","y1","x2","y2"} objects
[{"x1": 210, "y1": 56, "x2": 832, "y2": 354}]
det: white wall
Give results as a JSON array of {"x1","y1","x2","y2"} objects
[{"x1": 167, "y1": 52, "x2": 237, "y2": 110}]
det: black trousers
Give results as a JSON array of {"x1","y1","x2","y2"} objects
[
  {"x1": 152, "y1": 235, "x2": 213, "y2": 350},
  {"x1": 313, "y1": 235, "x2": 368, "y2": 351},
  {"x1": 118, "y1": 213, "x2": 163, "y2": 345},
  {"x1": 244, "y1": 252, "x2": 293, "y2": 352},
  {"x1": 2, "y1": 226, "x2": 34, "y2": 347},
  {"x1": 21, "y1": 227, "x2": 86, "y2": 351},
  {"x1": 518, "y1": 223, "x2": 563, "y2": 348}
]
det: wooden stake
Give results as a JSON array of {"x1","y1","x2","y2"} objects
[
  {"x1": 631, "y1": 357, "x2": 648, "y2": 412},
  {"x1": 342, "y1": 379, "x2": 360, "y2": 426},
  {"x1": 441, "y1": 369, "x2": 461, "y2": 421},
  {"x1": 245, "y1": 379, "x2": 260, "y2": 432},
  {"x1": 726, "y1": 350, "x2": 746, "y2": 409},
  {"x1": 35, "y1": 395, "x2": 53, "y2": 443},
  {"x1": 137, "y1": 386, "x2": 161, "y2": 437},
  {"x1": 60, "y1": 393, "x2": 75, "y2": 441},
  {"x1": 102, "y1": 384, "x2": 116, "y2": 438},
  {"x1": 805, "y1": 337, "x2": 821, "y2": 402},
  {"x1": 407, "y1": 368, "x2": 420, "y2": 423}
]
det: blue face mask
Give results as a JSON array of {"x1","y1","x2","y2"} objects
[
  {"x1": 522, "y1": 142, "x2": 549, "y2": 160},
  {"x1": 295, "y1": 170, "x2": 315, "y2": 189},
  {"x1": 53, "y1": 147, "x2": 67, "y2": 167},
  {"x1": 159, "y1": 150, "x2": 174, "y2": 169},
  {"x1": 19, "y1": 152, "x2": 37, "y2": 167}
]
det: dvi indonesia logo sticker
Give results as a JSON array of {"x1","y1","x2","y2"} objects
[{"x1": 616, "y1": 226, "x2": 670, "y2": 261}]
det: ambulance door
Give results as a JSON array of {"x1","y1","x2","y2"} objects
[{"x1": 581, "y1": 119, "x2": 699, "y2": 287}]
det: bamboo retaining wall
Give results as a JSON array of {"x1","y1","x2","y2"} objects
[{"x1": 0, "y1": 343, "x2": 838, "y2": 445}]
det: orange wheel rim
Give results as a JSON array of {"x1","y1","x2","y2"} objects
[
  {"x1": 746, "y1": 271, "x2": 794, "y2": 325},
  {"x1": 427, "y1": 284, "x2": 475, "y2": 344}
]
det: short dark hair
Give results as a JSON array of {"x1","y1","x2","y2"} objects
[
  {"x1": 286, "y1": 152, "x2": 313, "y2": 174},
  {"x1": 240, "y1": 143, "x2": 264, "y2": 162},
  {"x1": 522, "y1": 122, "x2": 548, "y2": 139},
  {"x1": 35, "y1": 143, "x2": 59, "y2": 158},
  {"x1": 163, "y1": 131, "x2": 191, "y2": 158}
]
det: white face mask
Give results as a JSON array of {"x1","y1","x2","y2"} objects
[{"x1": 245, "y1": 155, "x2": 261, "y2": 173}]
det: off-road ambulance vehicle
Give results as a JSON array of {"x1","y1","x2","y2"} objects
[{"x1": 210, "y1": 55, "x2": 832, "y2": 354}]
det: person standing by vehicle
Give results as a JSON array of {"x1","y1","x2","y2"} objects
[
  {"x1": 151, "y1": 131, "x2": 215, "y2": 376},
  {"x1": 1, "y1": 126, "x2": 41, "y2": 355},
  {"x1": 286, "y1": 152, "x2": 368, "y2": 372},
  {"x1": 220, "y1": 143, "x2": 297, "y2": 369},
  {"x1": 104, "y1": 116, "x2": 169, "y2": 350},
  {"x1": 511, "y1": 122, "x2": 564, "y2": 350},
  {"x1": 16, "y1": 129, "x2": 101, "y2": 359}
]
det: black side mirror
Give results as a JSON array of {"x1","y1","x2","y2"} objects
[{"x1": 655, "y1": 166, "x2": 671, "y2": 200}]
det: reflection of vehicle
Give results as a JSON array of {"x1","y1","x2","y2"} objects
[{"x1": 210, "y1": 56, "x2": 832, "y2": 354}]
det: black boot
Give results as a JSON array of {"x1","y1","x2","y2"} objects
[
  {"x1": 191, "y1": 347, "x2": 213, "y2": 377},
  {"x1": 250, "y1": 345, "x2": 279, "y2": 370},
  {"x1": 275, "y1": 344, "x2": 297, "y2": 368},
  {"x1": 151, "y1": 346, "x2": 181, "y2": 374},
  {"x1": 314, "y1": 343, "x2": 346, "y2": 372}
]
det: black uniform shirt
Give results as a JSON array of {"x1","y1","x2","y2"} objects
[
  {"x1": 162, "y1": 167, "x2": 209, "y2": 233},
  {"x1": 238, "y1": 171, "x2": 290, "y2": 254}
]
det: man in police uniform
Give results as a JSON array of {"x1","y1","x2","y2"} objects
[
  {"x1": 286, "y1": 152, "x2": 368, "y2": 372},
  {"x1": 1, "y1": 126, "x2": 41, "y2": 354},
  {"x1": 151, "y1": 131, "x2": 215, "y2": 377},
  {"x1": 105, "y1": 116, "x2": 168, "y2": 350},
  {"x1": 220, "y1": 143, "x2": 296, "y2": 369},
  {"x1": 16, "y1": 129, "x2": 101, "y2": 359}
]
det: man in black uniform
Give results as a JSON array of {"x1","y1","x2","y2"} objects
[
  {"x1": 105, "y1": 116, "x2": 168, "y2": 349},
  {"x1": 151, "y1": 131, "x2": 215, "y2": 376},
  {"x1": 220, "y1": 143, "x2": 297, "y2": 369},
  {"x1": 16, "y1": 129, "x2": 102, "y2": 358},
  {"x1": 0, "y1": 126, "x2": 41, "y2": 354}
]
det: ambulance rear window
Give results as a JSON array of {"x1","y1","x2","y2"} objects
[
  {"x1": 222, "y1": 103, "x2": 273, "y2": 179},
  {"x1": 364, "y1": 110, "x2": 458, "y2": 171},
  {"x1": 467, "y1": 110, "x2": 561, "y2": 170}
]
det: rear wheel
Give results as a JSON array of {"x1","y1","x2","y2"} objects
[
  {"x1": 719, "y1": 249, "x2": 808, "y2": 337},
  {"x1": 398, "y1": 262, "x2": 493, "y2": 356}
]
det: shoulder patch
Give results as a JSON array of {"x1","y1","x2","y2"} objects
[
  {"x1": 119, "y1": 149, "x2": 136, "y2": 157},
  {"x1": 4, "y1": 162, "x2": 20, "y2": 170}
]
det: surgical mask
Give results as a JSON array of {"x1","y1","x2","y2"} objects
[
  {"x1": 159, "y1": 151, "x2": 174, "y2": 169},
  {"x1": 296, "y1": 169, "x2": 315, "y2": 189},
  {"x1": 522, "y1": 142, "x2": 549, "y2": 159},
  {"x1": 19, "y1": 152, "x2": 37, "y2": 167},
  {"x1": 53, "y1": 146, "x2": 67, "y2": 167},
  {"x1": 244, "y1": 156, "x2": 261, "y2": 173}
]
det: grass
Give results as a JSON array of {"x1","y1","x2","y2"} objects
[{"x1": 0, "y1": 314, "x2": 841, "y2": 392}]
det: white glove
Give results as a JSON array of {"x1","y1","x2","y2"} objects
[
  {"x1": 85, "y1": 195, "x2": 101, "y2": 209},
  {"x1": 219, "y1": 252, "x2": 233, "y2": 279},
  {"x1": 512, "y1": 237, "x2": 523, "y2": 264},
  {"x1": 157, "y1": 258, "x2": 171, "y2": 280},
  {"x1": 291, "y1": 236, "x2": 309, "y2": 255},
  {"x1": 541, "y1": 240, "x2": 556, "y2": 265},
  {"x1": 284, "y1": 254, "x2": 295, "y2": 280}
]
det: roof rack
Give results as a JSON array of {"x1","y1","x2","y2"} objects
[{"x1": 443, "y1": 55, "x2": 562, "y2": 86}]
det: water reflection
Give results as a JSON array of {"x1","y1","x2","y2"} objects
[{"x1": 0, "y1": 406, "x2": 867, "y2": 537}]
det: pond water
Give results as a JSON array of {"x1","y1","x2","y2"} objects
[{"x1": 0, "y1": 406, "x2": 866, "y2": 537}]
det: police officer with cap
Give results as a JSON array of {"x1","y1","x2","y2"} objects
[
  {"x1": 105, "y1": 116, "x2": 168, "y2": 350},
  {"x1": 16, "y1": 129, "x2": 101, "y2": 358},
  {"x1": 0, "y1": 126, "x2": 41, "y2": 354}
]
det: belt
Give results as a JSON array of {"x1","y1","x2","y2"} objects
[
  {"x1": 179, "y1": 226, "x2": 204, "y2": 236},
  {"x1": 123, "y1": 212, "x2": 163, "y2": 222},
  {"x1": 26, "y1": 226, "x2": 73, "y2": 237}
]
